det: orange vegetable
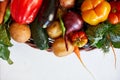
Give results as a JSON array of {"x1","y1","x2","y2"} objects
[
  {"x1": 0, "y1": 0, "x2": 9, "y2": 24},
  {"x1": 74, "y1": 46, "x2": 86, "y2": 68},
  {"x1": 81, "y1": 0, "x2": 111, "y2": 25},
  {"x1": 71, "y1": 31, "x2": 88, "y2": 48},
  {"x1": 74, "y1": 46, "x2": 95, "y2": 79}
]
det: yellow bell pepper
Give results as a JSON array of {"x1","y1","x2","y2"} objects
[{"x1": 81, "y1": 0, "x2": 111, "y2": 25}]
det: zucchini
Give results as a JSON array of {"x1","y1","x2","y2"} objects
[
  {"x1": 30, "y1": 22, "x2": 49, "y2": 50},
  {"x1": 37, "y1": 0, "x2": 58, "y2": 28}
]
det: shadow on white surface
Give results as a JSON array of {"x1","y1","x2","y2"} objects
[{"x1": 0, "y1": 40, "x2": 120, "y2": 80}]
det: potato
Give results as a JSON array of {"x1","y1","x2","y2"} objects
[
  {"x1": 52, "y1": 37, "x2": 74, "y2": 57},
  {"x1": 60, "y1": 0, "x2": 75, "y2": 9},
  {"x1": 9, "y1": 22, "x2": 31, "y2": 43},
  {"x1": 47, "y1": 21, "x2": 62, "y2": 39}
]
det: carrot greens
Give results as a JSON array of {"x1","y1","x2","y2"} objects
[{"x1": 86, "y1": 22, "x2": 120, "y2": 52}]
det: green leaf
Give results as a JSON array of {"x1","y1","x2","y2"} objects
[
  {"x1": 86, "y1": 22, "x2": 111, "y2": 52},
  {"x1": 0, "y1": 44, "x2": 10, "y2": 60},
  {"x1": 4, "y1": 6, "x2": 11, "y2": 24},
  {"x1": 0, "y1": 24, "x2": 13, "y2": 64},
  {"x1": 109, "y1": 24, "x2": 120, "y2": 48},
  {"x1": 97, "y1": 35, "x2": 110, "y2": 52},
  {"x1": 86, "y1": 22, "x2": 110, "y2": 47},
  {"x1": 0, "y1": 43, "x2": 13, "y2": 65},
  {"x1": 85, "y1": 22, "x2": 120, "y2": 52},
  {"x1": 0, "y1": 24, "x2": 12, "y2": 46}
]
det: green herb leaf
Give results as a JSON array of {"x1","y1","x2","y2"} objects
[
  {"x1": 109, "y1": 24, "x2": 120, "y2": 48},
  {"x1": 0, "y1": 44, "x2": 10, "y2": 60},
  {"x1": 86, "y1": 22, "x2": 120, "y2": 52},
  {"x1": 0, "y1": 24, "x2": 13, "y2": 64},
  {"x1": 0, "y1": 24, "x2": 12, "y2": 46},
  {"x1": 86, "y1": 23, "x2": 109, "y2": 46},
  {"x1": 0, "y1": 43, "x2": 13, "y2": 64},
  {"x1": 4, "y1": 6, "x2": 11, "y2": 24}
]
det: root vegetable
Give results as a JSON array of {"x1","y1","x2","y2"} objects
[
  {"x1": 47, "y1": 21, "x2": 62, "y2": 38},
  {"x1": 60, "y1": 0, "x2": 75, "y2": 9},
  {"x1": 9, "y1": 22, "x2": 31, "y2": 43},
  {"x1": 52, "y1": 37, "x2": 74, "y2": 57},
  {"x1": 63, "y1": 11, "x2": 83, "y2": 35}
]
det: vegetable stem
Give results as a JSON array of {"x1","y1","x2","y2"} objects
[
  {"x1": 58, "y1": 14, "x2": 66, "y2": 37},
  {"x1": 7, "y1": 58, "x2": 13, "y2": 65}
]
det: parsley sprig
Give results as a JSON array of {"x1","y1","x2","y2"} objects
[{"x1": 86, "y1": 21, "x2": 120, "y2": 52}]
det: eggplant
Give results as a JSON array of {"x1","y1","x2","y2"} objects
[
  {"x1": 36, "y1": 0, "x2": 58, "y2": 28},
  {"x1": 30, "y1": 0, "x2": 58, "y2": 50}
]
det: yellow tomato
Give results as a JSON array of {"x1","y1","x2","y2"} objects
[{"x1": 81, "y1": 0, "x2": 111, "y2": 25}]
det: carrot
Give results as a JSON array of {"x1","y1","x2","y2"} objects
[
  {"x1": 107, "y1": 34, "x2": 117, "y2": 68},
  {"x1": 74, "y1": 46, "x2": 86, "y2": 68},
  {"x1": 0, "y1": 0, "x2": 9, "y2": 24},
  {"x1": 110, "y1": 42, "x2": 117, "y2": 68},
  {"x1": 74, "y1": 46, "x2": 95, "y2": 79}
]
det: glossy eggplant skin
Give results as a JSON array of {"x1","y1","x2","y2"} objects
[
  {"x1": 30, "y1": 0, "x2": 58, "y2": 50},
  {"x1": 36, "y1": 0, "x2": 58, "y2": 28}
]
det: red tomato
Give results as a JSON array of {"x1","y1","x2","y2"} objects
[
  {"x1": 70, "y1": 31, "x2": 88, "y2": 48},
  {"x1": 108, "y1": 1, "x2": 120, "y2": 24}
]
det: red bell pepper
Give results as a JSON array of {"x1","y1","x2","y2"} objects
[
  {"x1": 70, "y1": 31, "x2": 88, "y2": 48},
  {"x1": 10, "y1": 0, "x2": 43, "y2": 24},
  {"x1": 108, "y1": 1, "x2": 120, "y2": 24}
]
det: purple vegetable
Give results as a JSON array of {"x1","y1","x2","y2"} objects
[
  {"x1": 63, "y1": 11, "x2": 84, "y2": 50},
  {"x1": 63, "y1": 11, "x2": 83, "y2": 35}
]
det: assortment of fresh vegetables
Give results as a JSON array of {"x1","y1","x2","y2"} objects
[{"x1": 0, "y1": 0, "x2": 120, "y2": 70}]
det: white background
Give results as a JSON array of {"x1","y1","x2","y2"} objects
[{"x1": 0, "y1": 40, "x2": 120, "y2": 80}]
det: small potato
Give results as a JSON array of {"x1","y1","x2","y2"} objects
[
  {"x1": 60, "y1": 0, "x2": 75, "y2": 9},
  {"x1": 52, "y1": 37, "x2": 74, "y2": 57},
  {"x1": 9, "y1": 22, "x2": 31, "y2": 43},
  {"x1": 47, "y1": 21, "x2": 62, "y2": 39}
]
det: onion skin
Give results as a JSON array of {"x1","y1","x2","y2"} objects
[{"x1": 63, "y1": 11, "x2": 84, "y2": 35}]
